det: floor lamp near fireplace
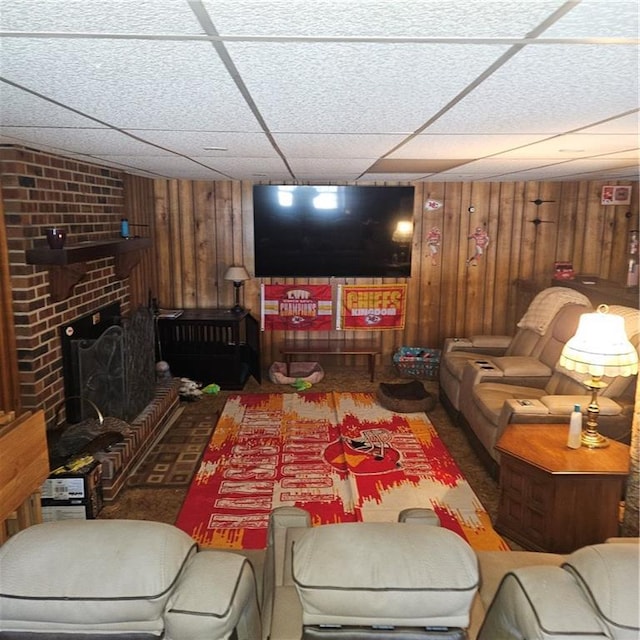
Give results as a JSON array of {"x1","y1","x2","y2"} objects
[{"x1": 559, "y1": 305, "x2": 638, "y2": 448}]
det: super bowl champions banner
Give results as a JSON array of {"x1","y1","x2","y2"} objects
[
  {"x1": 261, "y1": 284, "x2": 333, "y2": 331},
  {"x1": 337, "y1": 284, "x2": 407, "y2": 330}
]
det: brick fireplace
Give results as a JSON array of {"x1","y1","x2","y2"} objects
[
  {"x1": 1, "y1": 145, "x2": 182, "y2": 501},
  {"x1": 1, "y1": 145, "x2": 131, "y2": 427}
]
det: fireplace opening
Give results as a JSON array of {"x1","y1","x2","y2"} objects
[{"x1": 60, "y1": 303, "x2": 155, "y2": 424}]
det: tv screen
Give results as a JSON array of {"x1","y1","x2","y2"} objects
[{"x1": 253, "y1": 185, "x2": 415, "y2": 278}]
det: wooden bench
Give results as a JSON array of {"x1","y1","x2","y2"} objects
[{"x1": 280, "y1": 340, "x2": 381, "y2": 381}]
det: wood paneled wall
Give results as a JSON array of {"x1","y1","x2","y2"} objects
[
  {"x1": 151, "y1": 179, "x2": 638, "y2": 368},
  {"x1": 123, "y1": 173, "x2": 158, "y2": 308}
]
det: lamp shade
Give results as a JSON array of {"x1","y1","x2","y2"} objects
[
  {"x1": 224, "y1": 265, "x2": 250, "y2": 283},
  {"x1": 560, "y1": 307, "x2": 638, "y2": 378}
]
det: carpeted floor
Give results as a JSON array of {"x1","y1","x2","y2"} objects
[{"x1": 99, "y1": 364, "x2": 508, "y2": 544}]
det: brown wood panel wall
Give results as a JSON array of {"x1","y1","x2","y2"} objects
[
  {"x1": 148, "y1": 178, "x2": 638, "y2": 370},
  {"x1": 123, "y1": 174, "x2": 158, "y2": 309}
]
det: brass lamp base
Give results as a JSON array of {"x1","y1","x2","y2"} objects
[
  {"x1": 581, "y1": 429, "x2": 609, "y2": 448},
  {"x1": 581, "y1": 376, "x2": 609, "y2": 449}
]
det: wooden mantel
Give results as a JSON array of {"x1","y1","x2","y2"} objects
[{"x1": 26, "y1": 237, "x2": 152, "y2": 301}]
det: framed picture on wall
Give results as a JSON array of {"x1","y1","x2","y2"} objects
[{"x1": 601, "y1": 185, "x2": 632, "y2": 205}]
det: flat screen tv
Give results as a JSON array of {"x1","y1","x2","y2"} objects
[{"x1": 253, "y1": 185, "x2": 415, "y2": 278}]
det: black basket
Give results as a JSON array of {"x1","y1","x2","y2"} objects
[{"x1": 392, "y1": 347, "x2": 441, "y2": 379}]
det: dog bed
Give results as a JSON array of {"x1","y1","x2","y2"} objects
[
  {"x1": 269, "y1": 361, "x2": 325, "y2": 385},
  {"x1": 376, "y1": 379, "x2": 436, "y2": 413}
]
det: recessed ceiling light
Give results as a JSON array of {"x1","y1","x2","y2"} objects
[
  {"x1": 559, "y1": 148, "x2": 585, "y2": 153},
  {"x1": 203, "y1": 146, "x2": 228, "y2": 151}
]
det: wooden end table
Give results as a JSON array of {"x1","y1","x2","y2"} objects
[{"x1": 495, "y1": 424, "x2": 630, "y2": 554}]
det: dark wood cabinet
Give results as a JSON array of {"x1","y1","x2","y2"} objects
[
  {"x1": 551, "y1": 276, "x2": 639, "y2": 308},
  {"x1": 495, "y1": 424, "x2": 629, "y2": 553},
  {"x1": 157, "y1": 309, "x2": 261, "y2": 390}
]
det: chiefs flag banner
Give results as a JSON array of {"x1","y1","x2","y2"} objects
[
  {"x1": 337, "y1": 284, "x2": 407, "y2": 330},
  {"x1": 261, "y1": 284, "x2": 333, "y2": 331}
]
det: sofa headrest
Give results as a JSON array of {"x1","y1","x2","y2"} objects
[
  {"x1": 563, "y1": 542, "x2": 640, "y2": 636},
  {"x1": 549, "y1": 303, "x2": 588, "y2": 343},
  {"x1": 292, "y1": 522, "x2": 478, "y2": 630},
  {"x1": 0, "y1": 520, "x2": 197, "y2": 634}
]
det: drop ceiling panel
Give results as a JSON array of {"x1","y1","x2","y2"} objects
[
  {"x1": 0, "y1": 84, "x2": 102, "y2": 128},
  {"x1": 127, "y1": 130, "x2": 282, "y2": 158},
  {"x1": 0, "y1": 127, "x2": 173, "y2": 155},
  {"x1": 542, "y1": 0, "x2": 639, "y2": 38},
  {"x1": 0, "y1": 38, "x2": 260, "y2": 130},
  {"x1": 582, "y1": 113, "x2": 640, "y2": 134},
  {"x1": 226, "y1": 41, "x2": 512, "y2": 133},
  {"x1": 388, "y1": 134, "x2": 551, "y2": 159},
  {"x1": 204, "y1": 0, "x2": 566, "y2": 38},
  {"x1": 273, "y1": 133, "x2": 407, "y2": 159},
  {"x1": 86, "y1": 155, "x2": 237, "y2": 180},
  {"x1": 0, "y1": 0, "x2": 637, "y2": 183},
  {"x1": 287, "y1": 157, "x2": 376, "y2": 177},
  {"x1": 497, "y1": 134, "x2": 639, "y2": 158},
  {"x1": 0, "y1": 0, "x2": 204, "y2": 34},
  {"x1": 435, "y1": 157, "x2": 638, "y2": 181},
  {"x1": 358, "y1": 173, "x2": 431, "y2": 183},
  {"x1": 190, "y1": 156, "x2": 291, "y2": 179},
  {"x1": 427, "y1": 45, "x2": 639, "y2": 134},
  {"x1": 496, "y1": 158, "x2": 640, "y2": 181}
]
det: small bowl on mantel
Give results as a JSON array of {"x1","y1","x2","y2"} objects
[{"x1": 45, "y1": 228, "x2": 66, "y2": 249}]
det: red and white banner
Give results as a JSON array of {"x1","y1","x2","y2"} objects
[
  {"x1": 261, "y1": 284, "x2": 333, "y2": 331},
  {"x1": 337, "y1": 284, "x2": 407, "y2": 330}
]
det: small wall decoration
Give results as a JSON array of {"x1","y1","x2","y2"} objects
[
  {"x1": 426, "y1": 226, "x2": 442, "y2": 265},
  {"x1": 424, "y1": 199, "x2": 443, "y2": 210},
  {"x1": 466, "y1": 226, "x2": 490, "y2": 266},
  {"x1": 601, "y1": 185, "x2": 632, "y2": 206}
]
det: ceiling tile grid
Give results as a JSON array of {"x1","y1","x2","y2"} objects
[{"x1": 0, "y1": 0, "x2": 637, "y2": 182}]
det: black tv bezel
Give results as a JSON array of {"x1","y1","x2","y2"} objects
[{"x1": 252, "y1": 184, "x2": 415, "y2": 278}]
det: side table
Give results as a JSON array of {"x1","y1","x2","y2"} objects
[{"x1": 495, "y1": 424, "x2": 630, "y2": 553}]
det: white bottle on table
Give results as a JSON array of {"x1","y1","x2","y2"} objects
[{"x1": 567, "y1": 404, "x2": 582, "y2": 449}]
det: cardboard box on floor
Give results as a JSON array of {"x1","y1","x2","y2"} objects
[{"x1": 41, "y1": 460, "x2": 103, "y2": 521}]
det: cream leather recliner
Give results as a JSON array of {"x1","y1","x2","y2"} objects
[
  {"x1": 0, "y1": 519, "x2": 261, "y2": 639},
  {"x1": 261, "y1": 507, "x2": 639, "y2": 640},
  {"x1": 478, "y1": 541, "x2": 640, "y2": 639},
  {"x1": 262, "y1": 506, "x2": 479, "y2": 640},
  {"x1": 439, "y1": 286, "x2": 591, "y2": 416},
  {"x1": 457, "y1": 305, "x2": 638, "y2": 474}
]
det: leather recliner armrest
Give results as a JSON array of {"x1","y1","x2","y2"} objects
[
  {"x1": 164, "y1": 551, "x2": 262, "y2": 640},
  {"x1": 478, "y1": 566, "x2": 609, "y2": 639},
  {"x1": 443, "y1": 335, "x2": 512, "y2": 354}
]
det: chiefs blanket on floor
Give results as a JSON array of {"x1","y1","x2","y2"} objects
[{"x1": 175, "y1": 392, "x2": 508, "y2": 551}]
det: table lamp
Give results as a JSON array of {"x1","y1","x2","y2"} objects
[
  {"x1": 224, "y1": 265, "x2": 250, "y2": 313},
  {"x1": 559, "y1": 304, "x2": 638, "y2": 448}
]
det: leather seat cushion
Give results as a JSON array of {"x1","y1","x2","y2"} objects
[
  {"x1": 472, "y1": 383, "x2": 546, "y2": 425},
  {"x1": 0, "y1": 520, "x2": 196, "y2": 634},
  {"x1": 292, "y1": 522, "x2": 478, "y2": 628},
  {"x1": 491, "y1": 357, "x2": 552, "y2": 377}
]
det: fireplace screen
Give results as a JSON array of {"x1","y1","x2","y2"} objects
[{"x1": 61, "y1": 304, "x2": 155, "y2": 423}]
